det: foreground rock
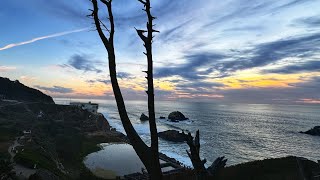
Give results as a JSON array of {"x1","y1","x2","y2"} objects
[
  {"x1": 168, "y1": 111, "x2": 188, "y2": 121},
  {"x1": 158, "y1": 130, "x2": 188, "y2": 142},
  {"x1": 140, "y1": 113, "x2": 149, "y2": 121},
  {"x1": 165, "y1": 156, "x2": 319, "y2": 180},
  {"x1": 301, "y1": 126, "x2": 320, "y2": 136}
]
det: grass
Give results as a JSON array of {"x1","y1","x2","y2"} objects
[{"x1": 14, "y1": 147, "x2": 57, "y2": 171}]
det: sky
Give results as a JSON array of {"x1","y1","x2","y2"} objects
[{"x1": 0, "y1": 0, "x2": 320, "y2": 104}]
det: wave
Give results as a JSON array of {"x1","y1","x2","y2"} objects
[{"x1": 160, "y1": 150, "x2": 192, "y2": 167}]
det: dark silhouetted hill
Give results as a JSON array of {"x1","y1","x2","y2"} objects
[{"x1": 0, "y1": 77, "x2": 54, "y2": 103}]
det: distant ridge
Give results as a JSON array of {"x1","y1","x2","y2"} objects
[{"x1": 0, "y1": 77, "x2": 54, "y2": 103}]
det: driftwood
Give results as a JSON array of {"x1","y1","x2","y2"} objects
[{"x1": 184, "y1": 130, "x2": 227, "y2": 178}]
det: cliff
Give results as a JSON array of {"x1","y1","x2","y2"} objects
[{"x1": 0, "y1": 77, "x2": 54, "y2": 103}]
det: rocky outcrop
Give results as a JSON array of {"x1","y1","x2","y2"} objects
[
  {"x1": 140, "y1": 113, "x2": 149, "y2": 121},
  {"x1": 158, "y1": 130, "x2": 188, "y2": 142},
  {"x1": 168, "y1": 111, "x2": 188, "y2": 121},
  {"x1": 301, "y1": 126, "x2": 320, "y2": 136},
  {"x1": 0, "y1": 77, "x2": 54, "y2": 103},
  {"x1": 96, "y1": 113, "x2": 111, "y2": 131}
]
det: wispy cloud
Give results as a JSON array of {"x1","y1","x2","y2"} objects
[
  {"x1": 294, "y1": 15, "x2": 320, "y2": 28},
  {"x1": 0, "y1": 66, "x2": 16, "y2": 72},
  {"x1": 34, "y1": 85, "x2": 74, "y2": 94},
  {"x1": 60, "y1": 54, "x2": 105, "y2": 73},
  {"x1": 155, "y1": 32, "x2": 320, "y2": 80},
  {"x1": 264, "y1": 60, "x2": 320, "y2": 74},
  {"x1": 0, "y1": 28, "x2": 88, "y2": 51}
]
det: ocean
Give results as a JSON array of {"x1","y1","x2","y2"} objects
[{"x1": 54, "y1": 98, "x2": 320, "y2": 166}]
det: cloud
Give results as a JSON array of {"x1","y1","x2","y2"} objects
[
  {"x1": 274, "y1": 0, "x2": 313, "y2": 10},
  {"x1": 177, "y1": 81, "x2": 225, "y2": 88},
  {"x1": 294, "y1": 16, "x2": 320, "y2": 28},
  {"x1": 158, "y1": 19, "x2": 192, "y2": 42},
  {"x1": 61, "y1": 54, "x2": 104, "y2": 73},
  {"x1": 0, "y1": 66, "x2": 16, "y2": 72},
  {"x1": 117, "y1": 72, "x2": 134, "y2": 79},
  {"x1": 173, "y1": 81, "x2": 225, "y2": 98},
  {"x1": 86, "y1": 72, "x2": 133, "y2": 85},
  {"x1": 155, "y1": 52, "x2": 227, "y2": 80},
  {"x1": 224, "y1": 25, "x2": 264, "y2": 32},
  {"x1": 264, "y1": 61, "x2": 320, "y2": 74},
  {"x1": 155, "y1": 32, "x2": 320, "y2": 80},
  {"x1": 220, "y1": 76, "x2": 320, "y2": 104},
  {"x1": 0, "y1": 28, "x2": 88, "y2": 51},
  {"x1": 297, "y1": 98, "x2": 320, "y2": 104},
  {"x1": 34, "y1": 85, "x2": 74, "y2": 93},
  {"x1": 219, "y1": 32, "x2": 320, "y2": 74},
  {"x1": 86, "y1": 79, "x2": 110, "y2": 85},
  {"x1": 20, "y1": 76, "x2": 37, "y2": 83},
  {"x1": 288, "y1": 76, "x2": 320, "y2": 89}
]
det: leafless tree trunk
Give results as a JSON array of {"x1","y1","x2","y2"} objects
[
  {"x1": 136, "y1": 0, "x2": 162, "y2": 178},
  {"x1": 89, "y1": 0, "x2": 162, "y2": 179}
]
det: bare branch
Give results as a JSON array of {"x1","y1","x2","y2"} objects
[
  {"x1": 137, "y1": 0, "x2": 147, "y2": 5},
  {"x1": 135, "y1": 28, "x2": 148, "y2": 42},
  {"x1": 98, "y1": 19, "x2": 110, "y2": 33}
]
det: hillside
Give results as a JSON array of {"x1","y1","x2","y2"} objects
[
  {"x1": 0, "y1": 77, "x2": 54, "y2": 103},
  {"x1": 0, "y1": 77, "x2": 126, "y2": 179},
  {"x1": 0, "y1": 101, "x2": 126, "y2": 179}
]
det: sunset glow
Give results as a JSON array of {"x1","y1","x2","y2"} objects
[{"x1": 1, "y1": 0, "x2": 319, "y2": 104}]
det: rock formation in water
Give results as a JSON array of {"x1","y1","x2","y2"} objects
[
  {"x1": 158, "y1": 130, "x2": 188, "y2": 142},
  {"x1": 168, "y1": 111, "x2": 188, "y2": 121},
  {"x1": 0, "y1": 77, "x2": 54, "y2": 103},
  {"x1": 301, "y1": 126, "x2": 320, "y2": 136},
  {"x1": 140, "y1": 113, "x2": 149, "y2": 121}
]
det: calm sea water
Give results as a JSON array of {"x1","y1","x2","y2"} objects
[{"x1": 55, "y1": 98, "x2": 320, "y2": 166}]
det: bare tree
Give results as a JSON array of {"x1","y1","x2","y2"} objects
[
  {"x1": 135, "y1": 0, "x2": 162, "y2": 178},
  {"x1": 184, "y1": 130, "x2": 227, "y2": 179},
  {"x1": 89, "y1": 0, "x2": 162, "y2": 179},
  {"x1": 185, "y1": 130, "x2": 208, "y2": 178}
]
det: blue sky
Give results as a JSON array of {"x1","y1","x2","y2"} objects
[{"x1": 0, "y1": 0, "x2": 320, "y2": 104}]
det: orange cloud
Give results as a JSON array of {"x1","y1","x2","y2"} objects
[
  {"x1": 0, "y1": 66, "x2": 16, "y2": 72},
  {"x1": 298, "y1": 99, "x2": 320, "y2": 104},
  {"x1": 215, "y1": 72, "x2": 320, "y2": 89}
]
